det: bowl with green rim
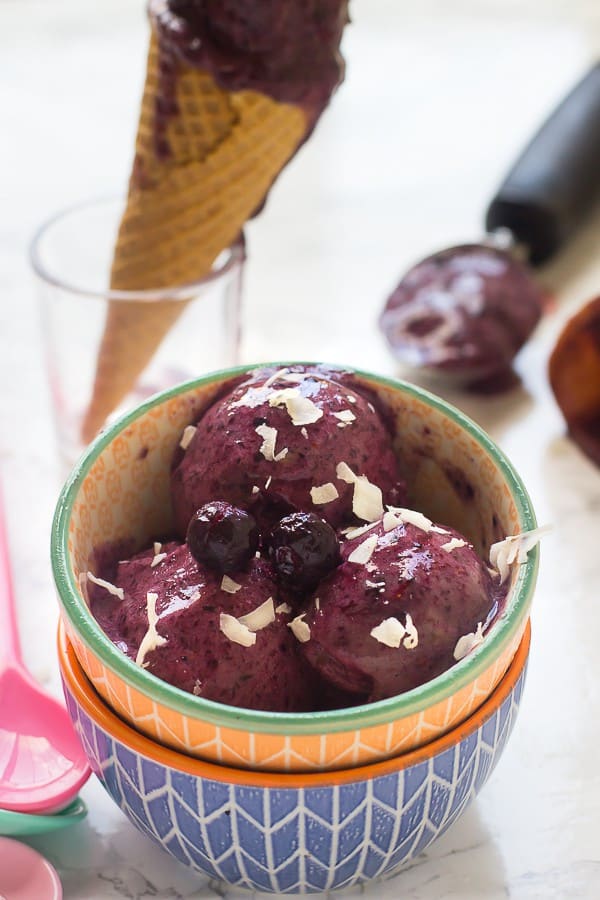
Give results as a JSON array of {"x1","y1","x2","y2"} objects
[{"x1": 51, "y1": 362, "x2": 538, "y2": 772}]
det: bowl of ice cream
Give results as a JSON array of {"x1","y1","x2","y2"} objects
[
  {"x1": 58, "y1": 618, "x2": 530, "y2": 893},
  {"x1": 52, "y1": 362, "x2": 540, "y2": 772}
]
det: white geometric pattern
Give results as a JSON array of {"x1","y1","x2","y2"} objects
[{"x1": 62, "y1": 658, "x2": 526, "y2": 893}]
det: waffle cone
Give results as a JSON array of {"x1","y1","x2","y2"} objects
[{"x1": 81, "y1": 31, "x2": 307, "y2": 443}]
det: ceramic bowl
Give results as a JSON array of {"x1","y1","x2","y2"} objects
[
  {"x1": 52, "y1": 363, "x2": 538, "y2": 772},
  {"x1": 58, "y1": 620, "x2": 530, "y2": 894}
]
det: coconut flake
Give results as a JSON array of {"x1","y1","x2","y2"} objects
[
  {"x1": 265, "y1": 475, "x2": 272, "y2": 489},
  {"x1": 403, "y1": 613, "x2": 419, "y2": 649},
  {"x1": 453, "y1": 622, "x2": 485, "y2": 660},
  {"x1": 252, "y1": 485, "x2": 260, "y2": 494},
  {"x1": 301, "y1": 427, "x2": 309, "y2": 439},
  {"x1": 310, "y1": 482, "x2": 339, "y2": 505},
  {"x1": 269, "y1": 388, "x2": 324, "y2": 426},
  {"x1": 275, "y1": 602, "x2": 292, "y2": 615},
  {"x1": 441, "y1": 538, "x2": 468, "y2": 553},
  {"x1": 371, "y1": 614, "x2": 418, "y2": 649},
  {"x1": 238, "y1": 597, "x2": 275, "y2": 632},
  {"x1": 343, "y1": 521, "x2": 379, "y2": 540},
  {"x1": 348, "y1": 533, "x2": 379, "y2": 564},
  {"x1": 151, "y1": 552, "x2": 167, "y2": 568},
  {"x1": 346, "y1": 394, "x2": 357, "y2": 404},
  {"x1": 219, "y1": 613, "x2": 257, "y2": 647},
  {"x1": 288, "y1": 614, "x2": 311, "y2": 643},
  {"x1": 371, "y1": 617, "x2": 406, "y2": 647},
  {"x1": 192, "y1": 680, "x2": 202, "y2": 696},
  {"x1": 315, "y1": 597, "x2": 321, "y2": 610},
  {"x1": 382, "y1": 510, "x2": 404, "y2": 532},
  {"x1": 335, "y1": 461, "x2": 383, "y2": 522},
  {"x1": 255, "y1": 424, "x2": 288, "y2": 462},
  {"x1": 386, "y1": 506, "x2": 449, "y2": 534},
  {"x1": 231, "y1": 386, "x2": 271, "y2": 409},
  {"x1": 136, "y1": 592, "x2": 167, "y2": 667},
  {"x1": 263, "y1": 367, "x2": 290, "y2": 388},
  {"x1": 86, "y1": 572, "x2": 124, "y2": 601},
  {"x1": 489, "y1": 525, "x2": 551, "y2": 584},
  {"x1": 333, "y1": 410, "x2": 356, "y2": 423},
  {"x1": 336, "y1": 461, "x2": 355, "y2": 484},
  {"x1": 179, "y1": 425, "x2": 197, "y2": 450},
  {"x1": 221, "y1": 575, "x2": 242, "y2": 593},
  {"x1": 353, "y1": 477, "x2": 384, "y2": 522}
]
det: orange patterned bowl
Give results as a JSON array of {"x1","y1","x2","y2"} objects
[{"x1": 51, "y1": 363, "x2": 539, "y2": 772}]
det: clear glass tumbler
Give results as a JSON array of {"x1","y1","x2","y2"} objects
[{"x1": 30, "y1": 197, "x2": 244, "y2": 468}]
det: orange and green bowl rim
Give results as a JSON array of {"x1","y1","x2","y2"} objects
[
  {"x1": 52, "y1": 362, "x2": 538, "y2": 737},
  {"x1": 58, "y1": 619, "x2": 531, "y2": 787}
]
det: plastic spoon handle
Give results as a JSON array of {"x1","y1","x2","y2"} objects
[
  {"x1": 0, "y1": 479, "x2": 21, "y2": 667},
  {"x1": 485, "y1": 63, "x2": 600, "y2": 265}
]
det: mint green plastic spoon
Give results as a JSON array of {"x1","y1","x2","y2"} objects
[{"x1": 0, "y1": 796, "x2": 87, "y2": 837}]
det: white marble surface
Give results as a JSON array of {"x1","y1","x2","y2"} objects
[{"x1": 1, "y1": 0, "x2": 600, "y2": 897}]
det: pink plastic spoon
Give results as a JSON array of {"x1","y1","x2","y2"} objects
[
  {"x1": 0, "y1": 837, "x2": 62, "y2": 899},
  {"x1": 0, "y1": 481, "x2": 90, "y2": 814}
]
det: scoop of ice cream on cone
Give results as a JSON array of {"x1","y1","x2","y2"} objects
[{"x1": 81, "y1": 0, "x2": 348, "y2": 444}]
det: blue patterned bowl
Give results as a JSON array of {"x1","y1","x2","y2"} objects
[{"x1": 59, "y1": 621, "x2": 529, "y2": 894}]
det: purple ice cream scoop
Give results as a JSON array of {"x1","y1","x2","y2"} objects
[
  {"x1": 88, "y1": 541, "x2": 315, "y2": 712},
  {"x1": 171, "y1": 366, "x2": 406, "y2": 536},
  {"x1": 299, "y1": 512, "x2": 503, "y2": 702},
  {"x1": 379, "y1": 245, "x2": 545, "y2": 389}
]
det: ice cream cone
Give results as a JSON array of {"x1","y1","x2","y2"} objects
[{"x1": 81, "y1": 31, "x2": 307, "y2": 444}]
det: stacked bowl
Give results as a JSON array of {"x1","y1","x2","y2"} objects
[{"x1": 51, "y1": 364, "x2": 539, "y2": 893}]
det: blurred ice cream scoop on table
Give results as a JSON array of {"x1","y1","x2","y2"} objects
[{"x1": 81, "y1": 0, "x2": 349, "y2": 443}]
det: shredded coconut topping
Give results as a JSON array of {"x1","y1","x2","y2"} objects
[
  {"x1": 310, "y1": 482, "x2": 339, "y2": 505},
  {"x1": 219, "y1": 613, "x2": 256, "y2": 647},
  {"x1": 251, "y1": 485, "x2": 260, "y2": 494},
  {"x1": 343, "y1": 521, "x2": 379, "y2": 540},
  {"x1": 150, "y1": 552, "x2": 167, "y2": 568},
  {"x1": 136, "y1": 592, "x2": 167, "y2": 667},
  {"x1": 333, "y1": 410, "x2": 356, "y2": 423},
  {"x1": 255, "y1": 424, "x2": 288, "y2": 462},
  {"x1": 301, "y1": 427, "x2": 309, "y2": 439},
  {"x1": 192, "y1": 680, "x2": 202, "y2": 696},
  {"x1": 489, "y1": 525, "x2": 551, "y2": 584},
  {"x1": 336, "y1": 461, "x2": 384, "y2": 522},
  {"x1": 269, "y1": 387, "x2": 324, "y2": 425},
  {"x1": 238, "y1": 597, "x2": 275, "y2": 632},
  {"x1": 386, "y1": 506, "x2": 449, "y2": 534},
  {"x1": 441, "y1": 538, "x2": 468, "y2": 553},
  {"x1": 346, "y1": 394, "x2": 357, "y2": 404},
  {"x1": 265, "y1": 475, "x2": 272, "y2": 489},
  {"x1": 382, "y1": 510, "x2": 404, "y2": 532},
  {"x1": 453, "y1": 622, "x2": 485, "y2": 660},
  {"x1": 336, "y1": 461, "x2": 355, "y2": 484},
  {"x1": 371, "y1": 614, "x2": 419, "y2": 649},
  {"x1": 86, "y1": 572, "x2": 124, "y2": 601},
  {"x1": 179, "y1": 425, "x2": 197, "y2": 450},
  {"x1": 231, "y1": 385, "x2": 271, "y2": 408},
  {"x1": 275, "y1": 602, "x2": 292, "y2": 615},
  {"x1": 221, "y1": 575, "x2": 242, "y2": 593},
  {"x1": 348, "y1": 533, "x2": 379, "y2": 564},
  {"x1": 288, "y1": 614, "x2": 311, "y2": 643}
]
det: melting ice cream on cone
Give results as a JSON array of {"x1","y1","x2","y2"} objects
[{"x1": 82, "y1": 0, "x2": 349, "y2": 443}]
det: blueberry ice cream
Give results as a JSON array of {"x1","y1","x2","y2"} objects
[
  {"x1": 171, "y1": 365, "x2": 406, "y2": 536},
  {"x1": 299, "y1": 511, "x2": 501, "y2": 702},
  {"x1": 89, "y1": 540, "x2": 316, "y2": 711},
  {"x1": 88, "y1": 365, "x2": 527, "y2": 713}
]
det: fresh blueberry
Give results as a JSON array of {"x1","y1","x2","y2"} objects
[
  {"x1": 268, "y1": 512, "x2": 340, "y2": 592},
  {"x1": 186, "y1": 501, "x2": 258, "y2": 574}
]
